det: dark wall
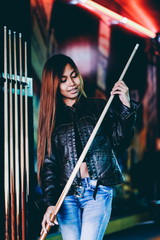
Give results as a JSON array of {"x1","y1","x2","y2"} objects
[
  {"x1": 106, "y1": 25, "x2": 148, "y2": 99},
  {"x1": 0, "y1": 0, "x2": 31, "y2": 40},
  {"x1": 0, "y1": 0, "x2": 31, "y2": 74},
  {"x1": 49, "y1": 0, "x2": 100, "y2": 96}
]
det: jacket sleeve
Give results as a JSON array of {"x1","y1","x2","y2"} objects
[
  {"x1": 36, "y1": 150, "x2": 60, "y2": 210},
  {"x1": 106, "y1": 98, "x2": 140, "y2": 152}
]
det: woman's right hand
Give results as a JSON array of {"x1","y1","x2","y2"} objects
[{"x1": 41, "y1": 206, "x2": 58, "y2": 235}]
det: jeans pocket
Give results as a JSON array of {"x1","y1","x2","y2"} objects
[
  {"x1": 98, "y1": 185, "x2": 113, "y2": 197},
  {"x1": 89, "y1": 185, "x2": 95, "y2": 191},
  {"x1": 88, "y1": 180, "x2": 97, "y2": 191}
]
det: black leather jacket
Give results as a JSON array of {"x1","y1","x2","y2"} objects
[{"x1": 39, "y1": 96, "x2": 139, "y2": 208}]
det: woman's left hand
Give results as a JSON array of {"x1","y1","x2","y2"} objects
[{"x1": 111, "y1": 80, "x2": 131, "y2": 108}]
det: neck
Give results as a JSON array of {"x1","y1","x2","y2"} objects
[
  {"x1": 63, "y1": 94, "x2": 82, "y2": 107},
  {"x1": 63, "y1": 98, "x2": 77, "y2": 107}
]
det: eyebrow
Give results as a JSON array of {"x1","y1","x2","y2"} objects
[{"x1": 60, "y1": 70, "x2": 76, "y2": 77}]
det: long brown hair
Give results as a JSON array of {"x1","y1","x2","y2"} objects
[{"x1": 37, "y1": 54, "x2": 86, "y2": 181}]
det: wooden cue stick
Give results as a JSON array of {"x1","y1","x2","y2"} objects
[
  {"x1": 39, "y1": 43, "x2": 139, "y2": 240},
  {"x1": 19, "y1": 33, "x2": 26, "y2": 240},
  {"x1": 9, "y1": 29, "x2": 16, "y2": 240},
  {"x1": 24, "y1": 41, "x2": 29, "y2": 238},
  {"x1": 24, "y1": 42, "x2": 29, "y2": 199},
  {"x1": 4, "y1": 26, "x2": 10, "y2": 240},
  {"x1": 13, "y1": 31, "x2": 20, "y2": 240}
]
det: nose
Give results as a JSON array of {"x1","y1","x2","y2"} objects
[{"x1": 68, "y1": 77, "x2": 75, "y2": 86}]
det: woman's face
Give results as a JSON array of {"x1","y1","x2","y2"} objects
[{"x1": 59, "y1": 63, "x2": 81, "y2": 106}]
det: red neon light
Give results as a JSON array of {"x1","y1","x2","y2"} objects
[{"x1": 78, "y1": 0, "x2": 156, "y2": 38}]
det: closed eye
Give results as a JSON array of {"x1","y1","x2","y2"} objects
[
  {"x1": 71, "y1": 71, "x2": 78, "y2": 78},
  {"x1": 60, "y1": 77, "x2": 67, "y2": 83}
]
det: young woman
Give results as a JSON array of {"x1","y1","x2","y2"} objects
[{"x1": 37, "y1": 54, "x2": 138, "y2": 240}]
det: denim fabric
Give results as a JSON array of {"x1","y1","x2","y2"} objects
[{"x1": 57, "y1": 178, "x2": 113, "y2": 240}]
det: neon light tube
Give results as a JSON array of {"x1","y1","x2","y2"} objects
[{"x1": 78, "y1": 0, "x2": 156, "y2": 38}]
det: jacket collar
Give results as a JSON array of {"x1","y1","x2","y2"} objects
[{"x1": 63, "y1": 94, "x2": 86, "y2": 112}]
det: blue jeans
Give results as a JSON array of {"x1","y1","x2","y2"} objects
[{"x1": 57, "y1": 177, "x2": 113, "y2": 240}]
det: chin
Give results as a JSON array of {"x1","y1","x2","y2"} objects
[{"x1": 69, "y1": 93, "x2": 79, "y2": 98}]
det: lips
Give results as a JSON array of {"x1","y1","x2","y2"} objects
[{"x1": 68, "y1": 87, "x2": 78, "y2": 94}]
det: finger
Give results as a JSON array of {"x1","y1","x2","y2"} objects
[
  {"x1": 115, "y1": 80, "x2": 128, "y2": 86},
  {"x1": 47, "y1": 218, "x2": 55, "y2": 226},
  {"x1": 115, "y1": 83, "x2": 128, "y2": 90},
  {"x1": 114, "y1": 88, "x2": 127, "y2": 95},
  {"x1": 40, "y1": 228, "x2": 45, "y2": 236},
  {"x1": 49, "y1": 215, "x2": 58, "y2": 225},
  {"x1": 116, "y1": 80, "x2": 126, "y2": 86},
  {"x1": 113, "y1": 83, "x2": 128, "y2": 91},
  {"x1": 54, "y1": 218, "x2": 58, "y2": 225},
  {"x1": 112, "y1": 85, "x2": 129, "y2": 94},
  {"x1": 111, "y1": 88, "x2": 127, "y2": 96},
  {"x1": 111, "y1": 90, "x2": 122, "y2": 95},
  {"x1": 42, "y1": 218, "x2": 48, "y2": 233},
  {"x1": 41, "y1": 225, "x2": 47, "y2": 235}
]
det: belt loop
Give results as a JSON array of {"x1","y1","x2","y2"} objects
[
  {"x1": 86, "y1": 177, "x2": 90, "y2": 187},
  {"x1": 82, "y1": 177, "x2": 89, "y2": 187}
]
